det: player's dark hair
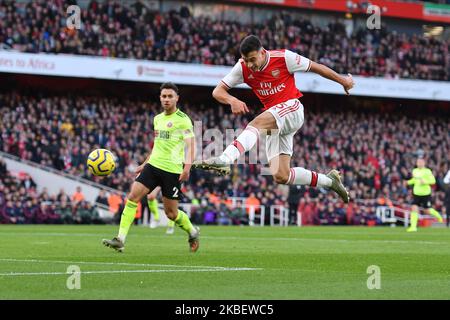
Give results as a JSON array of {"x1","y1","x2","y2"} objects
[
  {"x1": 160, "y1": 82, "x2": 179, "y2": 95},
  {"x1": 239, "y1": 35, "x2": 262, "y2": 56}
]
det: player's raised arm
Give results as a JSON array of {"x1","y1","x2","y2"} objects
[
  {"x1": 180, "y1": 136, "x2": 195, "y2": 182},
  {"x1": 285, "y1": 49, "x2": 354, "y2": 95},
  {"x1": 213, "y1": 62, "x2": 249, "y2": 115},
  {"x1": 180, "y1": 117, "x2": 196, "y2": 182},
  {"x1": 309, "y1": 62, "x2": 354, "y2": 95},
  {"x1": 136, "y1": 153, "x2": 150, "y2": 175}
]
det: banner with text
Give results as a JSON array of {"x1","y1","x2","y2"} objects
[{"x1": 0, "y1": 51, "x2": 449, "y2": 101}]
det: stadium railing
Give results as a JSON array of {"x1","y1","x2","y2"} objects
[
  {"x1": 376, "y1": 205, "x2": 438, "y2": 228},
  {"x1": 269, "y1": 205, "x2": 290, "y2": 227},
  {"x1": 356, "y1": 199, "x2": 440, "y2": 227},
  {"x1": 146, "y1": 203, "x2": 289, "y2": 227}
]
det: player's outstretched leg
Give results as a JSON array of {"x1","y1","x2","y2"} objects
[
  {"x1": 192, "y1": 156, "x2": 231, "y2": 176},
  {"x1": 193, "y1": 124, "x2": 260, "y2": 176}
]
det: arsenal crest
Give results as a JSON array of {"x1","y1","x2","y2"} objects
[{"x1": 271, "y1": 69, "x2": 280, "y2": 78}]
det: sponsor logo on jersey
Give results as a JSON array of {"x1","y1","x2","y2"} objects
[
  {"x1": 256, "y1": 82, "x2": 286, "y2": 96},
  {"x1": 158, "y1": 130, "x2": 171, "y2": 139}
]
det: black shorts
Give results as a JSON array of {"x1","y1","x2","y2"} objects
[
  {"x1": 135, "y1": 164, "x2": 182, "y2": 200},
  {"x1": 413, "y1": 195, "x2": 432, "y2": 209}
]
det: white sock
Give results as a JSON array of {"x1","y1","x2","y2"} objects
[
  {"x1": 287, "y1": 167, "x2": 332, "y2": 188},
  {"x1": 219, "y1": 125, "x2": 259, "y2": 164},
  {"x1": 117, "y1": 234, "x2": 126, "y2": 243}
]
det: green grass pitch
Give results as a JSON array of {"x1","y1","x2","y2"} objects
[{"x1": 0, "y1": 225, "x2": 449, "y2": 299}]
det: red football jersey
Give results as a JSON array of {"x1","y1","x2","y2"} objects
[{"x1": 222, "y1": 49, "x2": 311, "y2": 110}]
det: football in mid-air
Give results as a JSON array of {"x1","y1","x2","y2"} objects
[{"x1": 87, "y1": 149, "x2": 116, "y2": 176}]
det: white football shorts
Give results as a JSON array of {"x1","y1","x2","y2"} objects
[{"x1": 264, "y1": 98, "x2": 304, "y2": 161}]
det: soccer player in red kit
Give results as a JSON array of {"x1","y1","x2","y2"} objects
[{"x1": 193, "y1": 35, "x2": 354, "y2": 203}]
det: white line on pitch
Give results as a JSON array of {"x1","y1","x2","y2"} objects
[
  {"x1": 0, "y1": 268, "x2": 261, "y2": 277},
  {"x1": 1, "y1": 232, "x2": 448, "y2": 245},
  {"x1": 0, "y1": 258, "x2": 262, "y2": 271}
]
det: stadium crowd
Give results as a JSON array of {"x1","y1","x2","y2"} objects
[
  {"x1": 0, "y1": 0, "x2": 448, "y2": 80},
  {"x1": 1, "y1": 91, "x2": 449, "y2": 225},
  {"x1": 0, "y1": 158, "x2": 102, "y2": 224}
]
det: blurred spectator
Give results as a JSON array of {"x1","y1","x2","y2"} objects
[
  {"x1": 202, "y1": 206, "x2": 217, "y2": 225},
  {"x1": 95, "y1": 190, "x2": 109, "y2": 206},
  {"x1": 0, "y1": 159, "x2": 7, "y2": 176},
  {"x1": 288, "y1": 185, "x2": 302, "y2": 225},
  {"x1": 20, "y1": 173, "x2": 37, "y2": 190},
  {"x1": 57, "y1": 188, "x2": 71, "y2": 203},
  {"x1": 55, "y1": 200, "x2": 74, "y2": 224},
  {"x1": 3, "y1": 200, "x2": 25, "y2": 224},
  {"x1": 108, "y1": 192, "x2": 123, "y2": 215},
  {"x1": 72, "y1": 186, "x2": 85, "y2": 204},
  {"x1": 43, "y1": 203, "x2": 62, "y2": 224},
  {"x1": 229, "y1": 204, "x2": 248, "y2": 225},
  {"x1": 246, "y1": 192, "x2": 261, "y2": 217},
  {"x1": 217, "y1": 203, "x2": 232, "y2": 225},
  {"x1": 76, "y1": 201, "x2": 101, "y2": 224}
]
